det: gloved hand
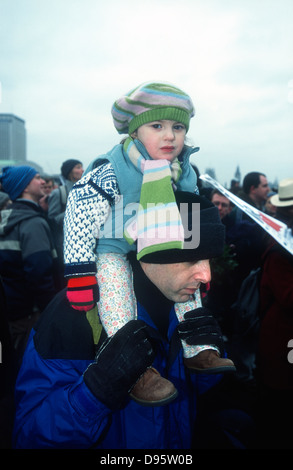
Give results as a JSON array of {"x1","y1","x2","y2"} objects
[
  {"x1": 66, "y1": 275, "x2": 99, "y2": 311},
  {"x1": 83, "y1": 320, "x2": 155, "y2": 410},
  {"x1": 177, "y1": 307, "x2": 224, "y2": 355}
]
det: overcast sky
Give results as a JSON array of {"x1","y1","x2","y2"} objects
[{"x1": 0, "y1": 0, "x2": 292, "y2": 186}]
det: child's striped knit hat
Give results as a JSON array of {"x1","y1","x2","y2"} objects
[{"x1": 111, "y1": 82, "x2": 195, "y2": 135}]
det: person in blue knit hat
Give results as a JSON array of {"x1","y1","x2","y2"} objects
[
  {"x1": 0, "y1": 165, "x2": 38, "y2": 201},
  {"x1": 0, "y1": 166, "x2": 59, "y2": 363},
  {"x1": 63, "y1": 82, "x2": 235, "y2": 406}
]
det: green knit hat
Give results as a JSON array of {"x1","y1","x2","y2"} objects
[{"x1": 111, "y1": 81, "x2": 195, "y2": 135}]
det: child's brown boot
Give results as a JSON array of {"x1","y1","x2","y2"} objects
[
  {"x1": 184, "y1": 350, "x2": 236, "y2": 374},
  {"x1": 130, "y1": 367, "x2": 178, "y2": 406}
]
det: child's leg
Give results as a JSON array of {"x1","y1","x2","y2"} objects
[
  {"x1": 174, "y1": 289, "x2": 219, "y2": 358},
  {"x1": 175, "y1": 289, "x2": 236, "y2": 373},
  {"x1": 96, "y1": 252, "x2": 178, "y2": 406},
  {"x1": 96, "y1": 253, "x2": 137, "y2": 337}
]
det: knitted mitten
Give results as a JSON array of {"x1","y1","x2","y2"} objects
[{"x1": 67, "y1": 275, "x2": 99, "y2": 311}]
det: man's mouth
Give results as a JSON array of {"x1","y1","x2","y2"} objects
[{"x1": 182, "y1": 286, "x2": 200, "y2": 295}]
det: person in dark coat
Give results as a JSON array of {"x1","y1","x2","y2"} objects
[
  {"x1": 0, "y1": 166, "x2": 59, "y2": 363},
  {"x1": 256, "y1": 178, "x2": 293, "y2": 449}
]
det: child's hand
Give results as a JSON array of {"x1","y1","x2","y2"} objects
[{"x1": 66, "y1": 275, "x2": 99, "y2": 311}]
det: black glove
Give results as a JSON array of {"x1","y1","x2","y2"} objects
[
  {"x1": 83, "y1": 320, "x2": 155, "y2": 410},
  {"x1": 177, "y1": 307, "x2": 224, "y2": 355}
]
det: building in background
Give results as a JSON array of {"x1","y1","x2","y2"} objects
[
  {"x1": 0, "y1": 114, "x2": 26, "y2": 161},
  {"x1": 0, "y1": 113, "x2": 43, "y2": 172}
]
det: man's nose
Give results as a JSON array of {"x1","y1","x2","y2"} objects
[{"x1": 193, "y1": 260, "x2": 211, "y2": 283}]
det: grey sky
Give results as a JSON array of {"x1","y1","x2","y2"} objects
[{"x1": 0, "y1": 0, "x2": 292, "y2": 185}]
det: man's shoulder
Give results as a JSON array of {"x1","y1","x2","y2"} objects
[
  {"x1": 33, "y1": 289, "x2": 98, "y2": 360},
  {"x1": 1, "y1": 201, "x2": 44, "y2": 233}
]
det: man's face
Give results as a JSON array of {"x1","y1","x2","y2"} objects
[
  {"x1": 24, "y1": 174, "x2": 46, "y2": 201},
  {"x1": 44, "y1": 180, "x2": 55, "y2": 194},
  {"x1": 251, "y1": 175, "x2": 270, "y2": 203},
  {"x1": 140, "y1": 259, "x2": 211, "y2": 303},
  {"x1": 69, "y1": 164, "x2": 84, "y2": 183},
  {"x1": 211, "y1": 193, "x2": 231, "y2": 219}
]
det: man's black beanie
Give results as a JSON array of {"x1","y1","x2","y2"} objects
[{"x1": 139, "y1": 191, "x2": 225, "y2": 264}]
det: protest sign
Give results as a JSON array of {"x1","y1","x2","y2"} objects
[{"x1": 200, "y1": 173, "x2": 293, "y2": 256}]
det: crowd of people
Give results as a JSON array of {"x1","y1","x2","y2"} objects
[{"x1": 0, "y1": 81, "x2": 292, "y2": 450}]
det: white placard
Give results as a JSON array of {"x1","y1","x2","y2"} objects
[{"x1": 200, "y1": 173, "x2": 293, "y2": 256}]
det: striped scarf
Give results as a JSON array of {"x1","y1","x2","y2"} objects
[{"x1": 123, "y1": 137, "x2": 184, "y2": 260}]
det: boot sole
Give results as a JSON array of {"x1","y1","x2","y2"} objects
[{"x1": 130, "y1": 388, "x2": 178, "y2": 407}]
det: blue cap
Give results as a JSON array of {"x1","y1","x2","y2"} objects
[{"x1": 0, "y1": 166, "x2": 38, "y2": 201}]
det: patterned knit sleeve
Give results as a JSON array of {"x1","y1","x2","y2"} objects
[{"x1": 63, "y1": 162, "x2": 120, "y2": 278}]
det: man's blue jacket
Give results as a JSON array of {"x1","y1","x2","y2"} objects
[{"x1": 13, "y1": 289, "x2": 221, "y2": 449}]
